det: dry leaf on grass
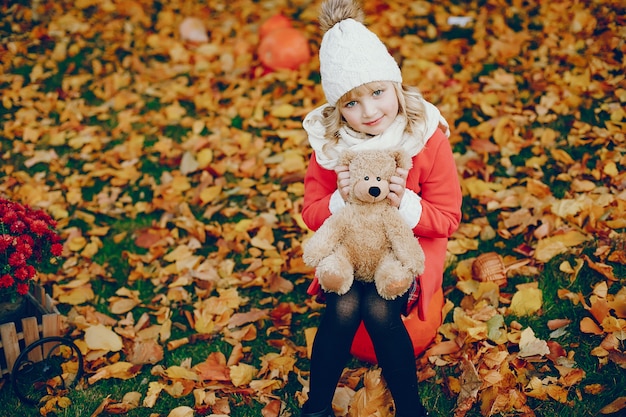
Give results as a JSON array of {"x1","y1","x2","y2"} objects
[{"x1": 348, "y1": 368, "x2": 394, "y2": 417}]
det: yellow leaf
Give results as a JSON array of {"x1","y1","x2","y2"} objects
[
  {"x1": 348, "y1": 368, "x2": 393, "y2": 417},
  {"x1": 68, "y1": 236, "x2": 87, "y2": 251},
  {"x1": 196, "y1": 148, "x2": 213, "y2": 168},
  {"x1": 603, "y1": 161, "x2": 618, "y2": 177},
  {"x1": 279, "y1": 150, "x2": 306, "y2": 173},
  {"x1": 163, "y1": 245, "x2": 194, "y2": 263},
  {"x1": 461, "y1": 177, "x2": 504, "y2": 198},
  {"x1": 164, "y1": 365, "x2": 200, "y2": 381},
  {"x1": 270, "y1": 103, "x2": 295, "y2": 118},
  {"x1": 229, "y1": 363, "x2": 257, "y2": 387},
  {"x1": 453, "y1": 307, "x2": 488, "y2": 341},
  {"x1": 170, "y1": 175, "x2": 191, "y2": 193},
  {"x1": 550, "y1": 148, "x2": 575, "y2": 165},
  {"x1": 143, "y1": 381, "x2": 165, "y2": 407},
  {"x1": 447, "y1": 237, "x2": 479, "y2": 255},
  {"x1": 534, "y1": 230, "x2": 590, "y2": 263},
  {"x1": 199, "y1": 185, "x2": 223, "y2": 205},
  {"x1": 525, "y1": 376, "x2": 547, "y2": 400},
  {"x1": 165, "y1": 101, "x2": 187, "y2": 120},
  {"x1": 56, "y1": 283, "x2": 95, "y2": 305},
  {"x1": 84, "y1": 324, "x2": 123, "y2": 352},
  {"x1": 509, "y1": 287, "x2": 542, "y2": 316},
  {"x1": 249, "y1": 379, "x2": 282, "y2": 393},
  {"x1": 109, "y1": 297, "x2": 140, "y2": 315}
]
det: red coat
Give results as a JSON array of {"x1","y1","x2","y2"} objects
[{"x1": 302, "y1": 128, "x2": 462, "y2": 319}]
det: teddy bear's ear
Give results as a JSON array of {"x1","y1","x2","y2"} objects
[
  {"x1": 339, "y1": 149, "x2": 356, "y2": 166},
  {"x1": 392, "y1": 149, "x2": 412, "y2": 170}
]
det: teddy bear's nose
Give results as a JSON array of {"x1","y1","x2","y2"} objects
[{"x1": 369, "y1": 187, "x2": 381, "y2": 197}]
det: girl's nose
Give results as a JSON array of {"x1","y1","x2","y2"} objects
[{"x1": 361, "y1": 99, "x2": 376, "y2": 117}]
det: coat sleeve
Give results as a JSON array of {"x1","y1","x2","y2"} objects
[
  {"x1": 302, "y1": 153, "x2": 338, "y2": 231},
  {"x1": 410, "y1": 129, "x2": 462, "y2": 239}
]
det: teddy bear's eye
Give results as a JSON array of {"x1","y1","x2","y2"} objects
[
  {"x1": 364, "y1": 176, "x2": 369, "y2": 181},
  {"x1": 376, "y1": 177, "x2": 381, "y2": 181}
]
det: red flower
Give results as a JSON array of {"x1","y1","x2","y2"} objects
[
  {"x1": 17, "y1": 234, "x2": 34, "y2": 246},
  {"x1": 0, "y1": 274, "x2": 14, "y2": 289},
  {"x1": 9, "y1": 220, "x2": 27, "y2": 234},
  {"x1": 14, "y1": 266, "x2": 36, "y2": 281},
  {"x1": 16, "y1": 282, "x2": 29, "y2": 295},
  {"x1": 2, "y1": 211, "x2": 18, "y2": 225},
  {"x1": 8, "y1": 251, "x2": 26, "y2": 267},
  {"x1": 51, "y1": 243, "x2": 64, "y2": 256},
  {"x1": 15, "y1": 241, "x2": 33, "y2": 259},
  {"x1": 29, "y1": 219, "x2": 49, "y2": 235},
  {"x1": 0, "y1": 234, "x2": 12, "y2": 252}
]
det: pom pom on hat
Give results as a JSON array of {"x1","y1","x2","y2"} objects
[{"x1": 319, "y1": 17, "x2": 402, "y2": 106}]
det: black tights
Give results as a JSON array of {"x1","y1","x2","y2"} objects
[{"x1": 307, "y1": 281, "x2": 424, "y2": 416}]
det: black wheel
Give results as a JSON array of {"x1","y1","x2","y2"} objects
[{"x1": 11, "y1": 336, "x2": 84, "y2": 405}]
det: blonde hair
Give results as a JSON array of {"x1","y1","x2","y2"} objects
[{"x1": 320, "y1": 82, "x2": 426, "y2": 147}]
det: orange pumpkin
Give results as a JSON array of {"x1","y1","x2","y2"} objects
[
  {"x1": 259, "y1": 14, "x2": 293, "y2": 39},
  {"x1": 350, "y1": 286, "x2": 445, "y2": 363},
  {"x1": 258, "y1": 27, "x2": 311, "y2": 70}
]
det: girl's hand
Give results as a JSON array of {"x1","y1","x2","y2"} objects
[
  {"x1": 388, "y1": 167, "x2": 408, "y2": 208},
  {"x1": 335, "y1": 165, "x2": 350, "y2": 201}
]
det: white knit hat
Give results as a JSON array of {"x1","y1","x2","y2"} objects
[{"x1": 319, "y1": 18, "x2": 402, "y2": 106}]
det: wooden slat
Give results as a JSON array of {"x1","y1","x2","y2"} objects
[
  {"x1": 0, "y1": 323, "x2": 19, "y2": 375},
  {"x1": 21, "y1": 316, "x2": 43, "y2": 363},
  {"x1": 41, "y1": 314, "x2": 61, "y2": 357}
]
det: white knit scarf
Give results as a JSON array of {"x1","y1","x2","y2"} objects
[{"x1": 303, "y1": 99, "x2": 449, "y2": 170}]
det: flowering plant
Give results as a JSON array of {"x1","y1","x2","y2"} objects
[{"x1": 0, "y1": 198, "x2": 63, "y2": 302}]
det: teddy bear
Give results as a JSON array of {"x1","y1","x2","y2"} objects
[{"x1": 302, "y1": 148, "x2": 425, "y2": 300}]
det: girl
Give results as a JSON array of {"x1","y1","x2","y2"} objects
[{"x1": 300, "y1": 0, "x2": 462, "y2": 416}]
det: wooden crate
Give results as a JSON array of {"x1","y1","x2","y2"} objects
[{"x1": 0, "y1": 285, "x2": 61, "y2": 377}]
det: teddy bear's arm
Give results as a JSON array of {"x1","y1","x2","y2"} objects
[
  {"x1": 382, "y1": 211, "x2": 425, "y2": 276},
  {"x1": 302, "y1": 212, "x2": 346, "y2": 267}
]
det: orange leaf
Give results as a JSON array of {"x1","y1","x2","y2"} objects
[
  {"x1": 580, "y1": 317, "x2": 604, "y2": 335},
  {"x1": 194, "y1": 352, "x2": 230, "y2": 381}
]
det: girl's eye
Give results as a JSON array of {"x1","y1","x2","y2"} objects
[
  {"x1": 373, "y1": 89, "x2": 383, "y2": 96},
  {"x1": 345, "y1": 101, "x2": 356, "y2": 108}
]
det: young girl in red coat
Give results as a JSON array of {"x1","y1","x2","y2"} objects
[{"x1": 300, "y1": 0, "x2": 462, "y2": 416}]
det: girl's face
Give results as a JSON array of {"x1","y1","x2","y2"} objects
[{"x1": 339, "y1": 81, "x2": 399, "y2": 136}]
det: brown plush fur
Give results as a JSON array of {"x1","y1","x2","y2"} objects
[
  {"x1": 303, "y1": 149, "x2": 425, "y2": 300},
  {"x1": 319, "y1": 0, "x2": 365, "y2": 33}
]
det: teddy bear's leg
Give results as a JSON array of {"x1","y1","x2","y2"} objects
[
  {"x1": 315, "y1": 246, "x2": 354, "y2": 296},
  {"x1": 374, "y1": 253, "x2": 414, "y2": 300}
]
